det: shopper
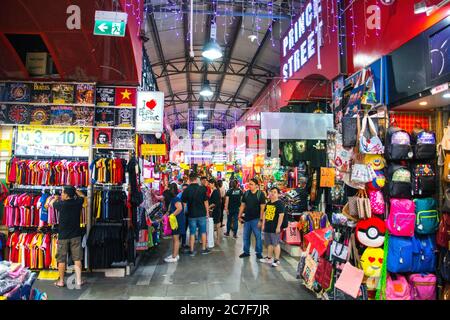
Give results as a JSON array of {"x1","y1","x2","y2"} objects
[
  {"x1": 50, "y1": 186, "x2": 85, "y2": 289},
  {"x1": 180, "y1": 183, "x2": 189, "y2": 251},
  {"x1": 182, "y1": 172, "x2": 210, "y2": 255},
  {"x1": 218, "y1": 179, "x2": 226, "y2": 227},
  {"x1": 224, "y1": 180, "x2": 243, "y2": 238},
  {"x1": 260, "y1": 187, "x2": 285, "y2": 267},
  {"x1": 238, "y1": 178, "x2": 266, "y2": 259},
  {"x1": 164, "y1": 183, "x2": 185, "y2": 263},
  {"x1": 201, "y1": 176, "x2": 212, "y2": 198},
  {"x1": 208, "y1": 178, "x2": 222, "y2": 244}
]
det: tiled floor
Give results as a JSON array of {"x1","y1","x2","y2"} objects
[{"x1": 34, "y1": 225, "x2": 317, "y2": 300}]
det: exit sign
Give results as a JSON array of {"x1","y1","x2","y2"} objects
[{"x1": 94, "y1": 11, "x2": 127, "y2": 37}]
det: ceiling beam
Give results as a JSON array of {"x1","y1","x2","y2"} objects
[
  {"x1": 223, "y1": 19, "x2": 276, "y2": 118},
  {"x1": 148, "y1": 12, "x2": 179, "y2": 122},
  {"x1": 211, "y1": 9, "x2": 243, "y2": 113},
  {"x1": 182, "y1": 0, "x2": 192, "y2": 112}
]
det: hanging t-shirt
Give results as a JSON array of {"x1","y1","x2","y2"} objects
[{"x1": 308, "y1": 140, "x2": 327, "y2": 168}]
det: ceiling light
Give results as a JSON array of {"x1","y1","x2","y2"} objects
[
  {"x1": 199, "y1": 80, "x2": 213, "y2": 97},
  {"x1": 248, "y1": 34, "x2": 258, "y2": 42},
  {"x1": 443, "y1": 93, "x2": 450, "y2": 99},
  {"x1": 196, "y1": 123, "x2": 205, "y2": 130},
  {"x1": 197, "y1": 112, "x2": 208, "y2": 119},
  {"x1": 419, "y1": 101, "x2": 428, "y2": 106},
  {"x1": 202, "y1": 41, "x2": 223, "y2": 60}
]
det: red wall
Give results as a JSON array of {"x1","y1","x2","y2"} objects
[{"x1": 346, "y1": 0, "x2": 450, "y2": 73}]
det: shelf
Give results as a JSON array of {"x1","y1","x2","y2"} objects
[
  {"x1": 93, "y1": 147, "x2": 134, "y2": 150},
  {"x1": 95, "y1": 105, "x2": 136, "y2": 109},
  {"x1": 0, "y1": 101, "x2": 96, "y2": 107},
  {"x1": 1, "y1": 123, "x2": 135, "y2": 130}
]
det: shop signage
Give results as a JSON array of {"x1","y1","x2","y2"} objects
[
  {"x1": 215, "y1": 164, "x2": 225, "y2": 172},
  {"x1": 141, "y1": 144, "x2": 166, "y2": 156},
  {"x1": 430, "y1": 83, "x2": 449, "y2": 95},
  {"x1": 0, "y1": 139, "x2": 11, "y2": 153},
  {"x1": 136, "y1": 91, "x2": 164, "y2": 133},
  {"x1": 94, "y1": 11, "x2": 127, "y2": 37},
  {"x1": 17, "y1": 126, "x2": 90, "y2": 147},
  {"x1": 281, "y1": 0, "x2": 323, "y2": 81}
]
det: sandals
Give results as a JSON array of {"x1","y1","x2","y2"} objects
[{"x1": 54, "y1": 281, "x2": 65, "y2": 288}]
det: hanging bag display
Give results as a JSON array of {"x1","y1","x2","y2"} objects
[
  {"x1": 387, "y1": 164, "x2": 412, "y2": 199},
  {"x1": 442, "y1": 190, "x2": 450, "y2": 212},
  {"x1": 385, "y1": 127, "x2": 413, "y2": 160},
  {"x1": 443, "y1": 153, "x2": 450, "y2": 183},
  {"x1": 315, "y1": 245, "x2": 334, "y2": 291},
  {"x1": 368, "y1": 189, "x2": 385, "y2": 215},
  {"x1": 386, "y1": 198, "x2": 415, "y2": 237},
  {"x1": 358, "y1": 115, "x2": 384, "y2": 154},
  {"x1": 296, "y1": 243, "x2": 311, "y2": 279},
  {"x1": 436, "y1": 213, "x2": 450, "y2": 249},
  {"x1": 303, "y1": 227, "x2": 334, "y2": 257},
  {"x1": 302, "y1": 249, "x2": 319, "y2": 288},
  {"x1": 412, "y1": 130, "x2": 436, "y2": 160},
  {"x1": 413, "y1": 198, "x2": 439, "y2": 235},
  {"x1": 408, "y1": 273, "x2": 437, "y2": 300},
  {"x1": 285, "y1": 221, "x2": 301, "y2": 245},
  {"x1": 411, "y1": 164, "x2": 436, "y2": 196},
  {"x1": 385, "y1": 274, "x2": 412, "y2": 300}
]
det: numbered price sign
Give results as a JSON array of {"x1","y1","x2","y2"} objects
[{"x1": 17, "y1": 126, "x2": 90, "y2": 147}]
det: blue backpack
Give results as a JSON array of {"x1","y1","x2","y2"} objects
[
  {"x1": 414, "y1": 198, "x2": 440, "y2": 235},
  {"x1": 411, "y1": 235, "x2": 436, "y2": 273},
  {"x1": 387, "y1": 236, "x2": 414, "y2": 273}
]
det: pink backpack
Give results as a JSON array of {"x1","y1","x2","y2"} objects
[
  {"x1": 163, "y1": 215, "x2": 172, "y2": 236},
  {"x1": 368, "y1": 190, "x2": 385, "y2": 215},
  {"x1": 385, "y1": 274, "x2": 411, "y2": 300},
  {"x1": 409, "y1": 273, "x2": 436, "y2": 300},
  {"x1": 387, "y1": 199, "x2": 415, "y2": 237}
]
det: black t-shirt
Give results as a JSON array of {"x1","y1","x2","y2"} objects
[
  {"x1": 226, "y1": 188, "x2": 243, "y2": 211},
  {"x1": 181, "y1": 183, "x2": 208, "y2": 218},
  {"x1": 53, "y1": 198, "x2": 83, "y2": 240},
  {"x1": 263, "y1": 200, "x2": 285, "y2": 233},
  {"x1": 163, "y1": 190, "x2": 172, "y2": 211},
  {"x1": 241, "y1": 190, "x2": 266, "y2": 222},
  {"x1": 209, "y1": 189, "x2": 221, "y2": 220}
]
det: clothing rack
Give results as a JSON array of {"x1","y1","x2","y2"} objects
[
  {"x1": 14, "y1": 155, "x2": 88, "y2": 161},
  {"x1": 11, "y1": 185, "x2": 88, "y2": 192},
  {"x1": 93, "y1": 222, "x2": 124, "y2": 227},
  {"x1": 93, "y1": 184, "x2": 126, "y2": 190}
]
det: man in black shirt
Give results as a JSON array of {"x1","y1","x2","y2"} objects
[
  {"x1": 182, "y1": 172, "x2": 210, "y2": 256},
  {"x1": 224, "y1": 180, "x2": 243, "y2": 238},
  {"x1": 260, "y1": 187, "x2": 285, "y2": 267},
  {"x1": 238, "y1": 178, "x2": 266, "y2": 259},
  {"x1": 50, "y1": 186, "x2": 85, "y2": 289}
]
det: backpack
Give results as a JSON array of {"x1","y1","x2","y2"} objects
[
  {"x1": 411, "y1": 235, "x2": 436, "y2": 273},
  {"x1": 412, "y1": 130, "x2": 436, "y2": 160},
  {"x1": 414, "y1": 198, "x2": 439, "y2": 235},
  {"x1": 387, "y1": 198, "x2": 416, "y2": 237},
  {"x1": 408, "y1": 273, "x2": 436, "y2": 300},
  {"x1": 411, "y1": 163, "x2": 436, "y2": 196},
  {"x1": 436, "y1": 213, "x2": 450, "y2": 249},
  {"x1": 368, "y1": 189, "x2": 385, "y2": 215},
  {"x1": 385, "y1": 274, "x2": 412, "y2": 300},
  {"x1": 386, "y1": 127, "x2": 413, "y2": 160},
  {"x1": 243, "y1": 190, "x2": 263, "y2": 203},
  {"x1": 387, "y1": 235, "x2": 414, "y2": 273},
  {"x1": 387, "y1": 164, "x2": 412, "y2": 199},
  {"x1": 439, "y1": 248, "x2": 450, "y2": 282}
]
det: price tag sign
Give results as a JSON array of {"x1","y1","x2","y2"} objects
[
  {"x1": 16, "y1": 126, "x2": 91, "y2": 157},
  {"x1": 0, "y1": 139, "x2": 12, "y2": 153},
  {"x1": 141, "y1": 144, "x2": 166, "y2": 156},
  {"x1": 320, "y1": 167, "x2": 336, "y2": 188}
]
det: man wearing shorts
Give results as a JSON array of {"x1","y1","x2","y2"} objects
[
  {"x1": 182, "y1": 172, "x2": 210, "y2": 256},
  {"x1": 50, "y1": 186, "x2": 85, "y2": 289},
  {"x1": 260, "y1": 187, "x2": 285, "y2": 267}
]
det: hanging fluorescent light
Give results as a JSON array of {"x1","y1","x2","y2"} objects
[
  {"x1": 199, "y1": 80, "x2": 213, "y2": 97},
  {"x1": 196, "y1": 123, "x2": 205, "y2": 130},
  {"x1": 197, "y1": 112, "x2": 208, "y2": 119},
  {"x1": 202, "y1": 41, "x2": 223, "y2": 60},
  {"x1": 443, "y1": 92, "x2": 450, "y2": 99}
]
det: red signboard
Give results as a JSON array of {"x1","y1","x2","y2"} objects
[
  {"x1": 346, "y1": 0, "x2": 450, "y2": 73},
  {"x1": 278, "y1": 0, "x2": 340, "y2": 106}
]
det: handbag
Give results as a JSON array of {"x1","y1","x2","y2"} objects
[
  {"x1": 347, "y1": 189, "x2": 371, "y2": 220},
  {"x1": 302, "y1": 249, "x2": 319, "y2": 288},
  {"x1": 351, "y1": 164, "x2": 372, "y2": 183},
  {"x1": 342, "y1": 117, "x2": 358, "y2": 148},
  {"x1": 442, "y1": 188, "x2": 450, "y2": 212},
  {"x1": 334, "y1": 234, "x2": 364, "y2": 298},
  {"x1": 358, "y1": 115, "x2": 384, "y2": 154},
  {"x1": 315, "y1": 254, "x2": 334, "y2": 291},
  {"x1": 330, "y1": 241, "x2": 349, "y2": 264},
  {"x1": 297, "y1": 243, "x2": 311, "y2": 279},
  {"x1": 303, "y1": 227, "x2": 334, "y2": 257}
]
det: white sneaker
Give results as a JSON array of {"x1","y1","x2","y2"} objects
[
  {"x1": 271, "y1": 259, "x2": 280, "y2": 267},
  {"x1": 164, "y1": 256, "x2": 178, "y2": 263},
  {"x1": 259, "y1": 257, "x2": 273, "y2": 264}
]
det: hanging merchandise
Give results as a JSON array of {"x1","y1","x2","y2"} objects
[
  {"x1": 385, "y1": 127, "x2": 413, "y2": 160},
  {"x1": 360, "y1": 247, "x2": 384, "y2": 278},
  {"x1": 413, "y1": 198, "x2": 439, "y2": 235},
  {"x1": 358, "y1": 115, "x2": 384, "y2": 155},
  {"x1": 412, "y1": 130, "x2": 436, "y2": 160},
  {"x1": 87, "y1": 224, "x2": 126, "y2": 269},
  {"x1": 408, "y1": 273, "x2": 437, "y2": 300},
  {"x1": 387, "y1": 164, "x2": 412, "y2": 199},
  {"x1": 93, "y1": 190, "x2": 127, "y2": 221},
  {"x1": 355, "y1": 217, "x2": 386, "y2": 248},
  {"x1": 385, "y1": 274, "x2": 412, "y2": 300},
  {"x1": 91, "y1": 157, "x2": 127, "y2": 184},
  {"x1": 386, "y1": 198, "x2": 415, "y2": 237},
  {"x1": 411, "y1": 164, "x2": 436, "y2": 196},
  {"x1": 6, "y1": 158, "x2": 89, "y2": 187}
]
